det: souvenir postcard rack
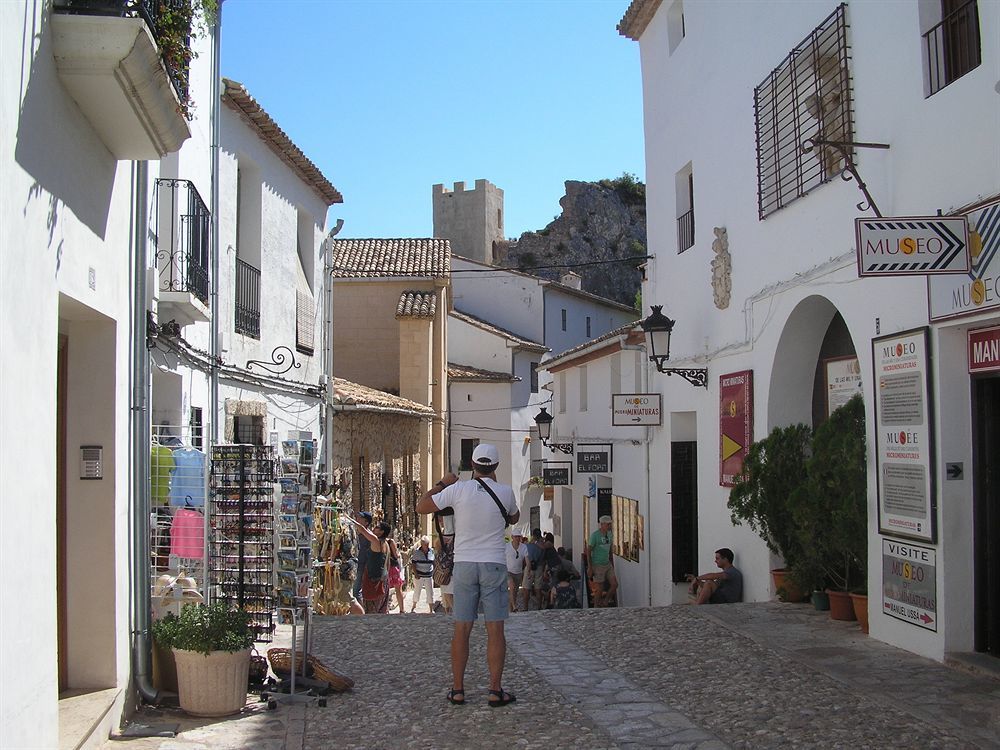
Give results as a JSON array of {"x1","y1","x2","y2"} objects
[
  {"x1": 275, "y1": 435, "x2": 315, "y2": 623},
  {"x1": 209, "y1": 444, "x2": 276, "y2": 643}
]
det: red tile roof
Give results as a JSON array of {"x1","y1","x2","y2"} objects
[
  {"x1": 330, "y1": 238, "x2": 451, "y2": 279},
  {"x1": 396, "y1": 291, "x2": 437, "y2": 319},
  {"x1": 618, "y1": 0, "x2": 663, "y2": 41}
]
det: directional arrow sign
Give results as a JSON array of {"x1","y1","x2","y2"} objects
[
  {"x1": 721, "y1": 433, "x2": 742, "y2": 462},
  {"x1": 856, "y1": 216, "x2": 969, "y2": 277}
]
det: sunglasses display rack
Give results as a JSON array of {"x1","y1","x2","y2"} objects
[{"x1": 209, "y1": 444, "x2": 276, "y2": 643}]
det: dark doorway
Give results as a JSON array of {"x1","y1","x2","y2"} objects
[
  {"x1": 671, "y1": 442, "x2": 698, "y2": 582},
  {"x1": 973, "y1": 375, "x2": 1000, "y2": 657}
]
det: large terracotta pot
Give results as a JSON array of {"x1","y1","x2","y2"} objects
[
  {"x1": 771, "y1": 569, "x2": 808, "y2": 603},
  {"x1": 173, "y1": 648, "x2": 250, "y2": 717},
  {"x1": 827, "y1": 589, "x2": 857, "y2": 621},
  {"x1": 849, "y1": 592, "x2": 869, "y2": 633}
]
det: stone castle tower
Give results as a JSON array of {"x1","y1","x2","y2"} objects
[{"x1": 432, "y1": 179, "x2": 504, "y2": 265}]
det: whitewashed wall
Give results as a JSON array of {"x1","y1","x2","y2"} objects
[{"x1": 636, "y1": 0, "x2": 1000, "y2": 659}]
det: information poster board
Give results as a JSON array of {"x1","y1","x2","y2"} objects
[
  {"x1": 882, "y1": 539, "x2": 937, "y2": 631},
  {"x1": 824, "y1": 356, "x2": 863, "y2": 416},
  {"x1": 719, "y1": 370, "x2": 753, "y2": 487},
  {"x1": 872, "y1": 328, "x2": 936, "y2": 542}
]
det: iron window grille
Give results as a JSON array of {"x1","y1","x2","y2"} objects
[
  {"x1": 235, "y1": 258, "x2": 261, "y2": 339},
  {"x1": 677, "y1": 208, "x2": 695, "y2": 252},
  {"x1": 754, "y1": 3, "x2": 854, "y2": 220},
  {"x1": 924, "y1": 0, "x2": 981, "y2": 97},
  {"x1": 154, "y1": 178, "x2": 210, "y2": 305}
]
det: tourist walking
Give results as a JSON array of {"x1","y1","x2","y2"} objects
[
  {"x1": 410, "y1": 535, "x2": 435, "y2": 613},
  {"x1": 505, "y1": 530, "x2": 526, "y2": 612}
]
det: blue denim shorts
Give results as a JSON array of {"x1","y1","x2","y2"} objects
[{"x1": 452, "y1": 561, "x2": 509, "y2": 622}]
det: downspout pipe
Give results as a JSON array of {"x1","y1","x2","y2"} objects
[
  {"x1": 130, "y1": 160, "x2": 159, "y2": 704},
  {"x1": 210, "y1": 3, "x2": 223, "y2": 444}
]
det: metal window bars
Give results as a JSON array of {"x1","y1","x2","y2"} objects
[
  {"x1": 154, "y1": 179, "x2": 211, "y2": 306},
  {"x1": 924, "y1": 0, "x2": 981, "y2": 97},
  {"x1": 235, "y1": 258, "x2": 261, "y2": 338},
  {"x1": 754, "y1": 3, "x2": 854, "y2": 220},
  {"x1": 677, "y1": 208, "x2": 695, "y2": 252}
]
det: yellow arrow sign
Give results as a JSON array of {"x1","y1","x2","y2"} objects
[{"x1": 721, "y1": 433, "x2": 742, "y2": 461}]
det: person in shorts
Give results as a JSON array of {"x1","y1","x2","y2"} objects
[
  {"x1": 505, "y1": 530, "x2": 526, "y2": 612},
  {"x1": 586, "y1": 515, "x2": 618, "y2": 607},
  {"x1": 417, "y1": 444, "x2": 520, "y2": 707},
  {"x1": 687, "y1": 548, "x2": 743, "y2": 605}
]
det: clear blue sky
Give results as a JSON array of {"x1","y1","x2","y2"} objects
[{"x1": 220, "y1": 0, "x2": 644, "y2": 240}]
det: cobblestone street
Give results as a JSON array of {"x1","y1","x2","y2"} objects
[{"x1": 105, "y1": 602, "x2": 1000, "y2": 750}]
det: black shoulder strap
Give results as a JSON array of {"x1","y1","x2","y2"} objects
[{"x1": 475, "y1": 478, "x2": 511, "y2": 527}]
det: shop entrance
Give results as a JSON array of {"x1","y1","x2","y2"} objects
[{"x1": 973, "y1": 375, "x2": 1000, "y2": 657}]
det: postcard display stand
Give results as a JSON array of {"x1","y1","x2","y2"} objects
[
  {"x1": 209, "y1": 444, "x2": 276, "y2": 643},
  {"x1": 266, "y1": 435, "x2": 324, "y2": 707}
]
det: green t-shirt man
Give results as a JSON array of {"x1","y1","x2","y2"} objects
[{"x1": 588, "y1": 527, "x2": 613, "y2": 566}]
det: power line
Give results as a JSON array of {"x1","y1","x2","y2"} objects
[{"x1": 331, "y1": 255, "x2": 652, "y2": 278}]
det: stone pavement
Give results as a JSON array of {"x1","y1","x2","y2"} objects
[{"x1": 103, "y1": 602, "x2": 1000, "y2": 750}]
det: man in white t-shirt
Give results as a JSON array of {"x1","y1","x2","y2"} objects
[{"x1": 416, "y1": 443, "x2": 520, "y2": 708}]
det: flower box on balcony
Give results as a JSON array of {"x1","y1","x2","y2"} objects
[{"x1": 50, "y1": 12, "x2": 191, "y2": 159}]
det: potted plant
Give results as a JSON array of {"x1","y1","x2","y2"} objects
[
  {"x1": 169, "y1": 602, "x2": 254, "y2": 716},
  {"x1": 151, "y1": 612, "x2": 181, "y2": 692},
  {"x1": 728, "y1": 423, "x2": 812, "y2": 602},
  {"x1": 793, "y1": 395, "x2": 868, "y2": 624}
]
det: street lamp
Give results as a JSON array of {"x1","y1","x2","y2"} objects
[
  {"x1": 533, "y1": 407, "x2": 573, "y2": 454},
  {"x1": 640, "y1": 305, "x2": 708, "y2": 388}
]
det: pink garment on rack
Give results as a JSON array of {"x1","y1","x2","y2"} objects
[{"x1": 170, "y1": 508, "x2": 205, "y2": 559}]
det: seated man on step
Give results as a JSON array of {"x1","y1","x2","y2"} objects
[{"x1": 687, "y1": 548, "x2": 743, "y2": 605}]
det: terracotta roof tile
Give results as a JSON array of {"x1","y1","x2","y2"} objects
[
  {"x1": 450, "y1": 309, "x2": 548, "y2": 352},
  {"x1": 331, "y1": 378, "x2": 433, "y2": 415},
  {"x1": 447, "y1": 362, "x2": 520, "y2": 383},
  {"x1": 540, "y1": 322, "x2": 642, "y2": 369},
  {"x1": 618, "y1": 0, "x2": 662, "y2": 41},
  {"x1": 396, "y1": 291, "x2": 437, "y2": 319},
  {"x1": 222, "y1": 79, "x2": 342, "y2": 205},
  {"x1": 330, "y1": 238, "x2": 451, "y2": 279}
]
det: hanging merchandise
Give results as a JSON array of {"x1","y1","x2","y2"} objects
[
  {"x1": 170, "y1": 508, "x2": 205, "y2": 560},
  {"x1": 151, "y1": 444, "x2": 175, "y2": 505},
  {"x1": 170, "y1": 447, "x2": 207, "y2": 507},
  {"x1": 209, "y1": 444, "x2": 276, "y2": 644}
]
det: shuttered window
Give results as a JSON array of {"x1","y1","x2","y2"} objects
[{"x1": 295, "y1": 289, "x2": 314, "y2": 355}]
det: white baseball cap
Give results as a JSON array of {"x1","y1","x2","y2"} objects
[{"x1": 471, "y1": 443, "x2": 500, "y2": 467}]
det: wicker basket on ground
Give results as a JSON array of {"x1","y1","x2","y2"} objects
[{"x1": 266, "y1": 648, "x2": 354, "y2": 692}]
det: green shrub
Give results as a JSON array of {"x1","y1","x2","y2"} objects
[
  {"x1": 171, "y1": 602, "x2": 253, "y2": 655},
  {"x1": 151, "y1": 612, "x2": 181, "y2": 649}
]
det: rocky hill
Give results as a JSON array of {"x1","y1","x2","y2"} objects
[{"x1": 499, "y1": 176, "x2": 646, "y2": 307}]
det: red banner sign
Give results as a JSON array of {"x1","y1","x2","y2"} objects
[
  {"x1": 719, "y1": 370, "x2": 753, "y2": 487},
  {"x1": 969, "y1": 325, "x2": 1000, "y2": 374}
]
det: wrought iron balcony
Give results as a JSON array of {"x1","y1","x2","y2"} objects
[
  {"x1": 677, "y1": 208, "x2": 695, "y2": 253},
  {"x1": 235, "y1": 259, "x2": 261, "y2": 339},
  {"x1": 51, "y1": 0, "x2": 192, "y2": 157},
  {"x1": 154, "y1": 179, "x2": 211, "y2": 324},
  {"x1": 924, "y1": 0, "x2": 981, "y2": 97}
]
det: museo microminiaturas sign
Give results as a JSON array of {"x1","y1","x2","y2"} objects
[{"x1": 856, "y1": 216, "x2": 969, "y2": 277}]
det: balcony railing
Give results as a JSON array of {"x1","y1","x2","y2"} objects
[
  {"x1": 53, "y1": 0, "x2": 191, "y2": 103},
  {"x1": 677, "y1": 208, "x2": 695, "y2": 253},
  {"x1": 924, "y1": 0, "x2": 981, "y2": 97},
  {"x1": 155, "y1": 179, "x2": 210, "y2": 306},
  {"x1": 235, "y1": 258, "x2": 261, "y2": 339}
]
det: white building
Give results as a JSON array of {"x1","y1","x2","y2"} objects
[
  {"x1": 448, "y1": 256, "x2": 640, "y2": 533},
  {"x1": 537, "y1": 325, "x2": 654, "y2": 606},
  {"x1": 620, "y1": 0, "x2": 999, "y2": 661},
  {"x1": 2, "y1": 1, "x2": 217, "y2": 746}
]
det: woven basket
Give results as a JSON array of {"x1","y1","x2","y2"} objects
[{"x1": 266, "y1": 649, "x2": 354, "y2": 692}]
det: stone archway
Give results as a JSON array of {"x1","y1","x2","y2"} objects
[{"x1": 767, "y1": 295, "x2": 852, "y2": 430}]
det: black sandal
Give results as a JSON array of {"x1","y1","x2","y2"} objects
[
  {"x1": 488, "y1": 689, "x2": 516, "y2": 707},
  {"x1": 447, "y1": 688, "x2": 465, "y2": 705}
]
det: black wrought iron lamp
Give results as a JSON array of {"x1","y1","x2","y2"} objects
[
  {"x1": 640, "y1": 305, "x2": 708, "y2": 388},
  {"x1": 533, "y1": 407, "x2": 573, "y2": 454}
]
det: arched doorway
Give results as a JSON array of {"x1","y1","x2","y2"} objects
[{"x1": 768, "y1": 296, "x2": 860, "y2": 430}]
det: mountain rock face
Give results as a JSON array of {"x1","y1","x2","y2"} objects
[{"x1": 500, "y1": 178, "x2": 646, "y2": 308}]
